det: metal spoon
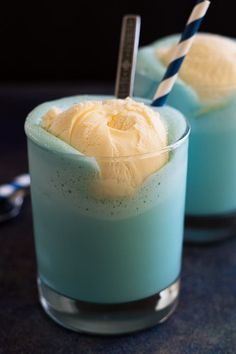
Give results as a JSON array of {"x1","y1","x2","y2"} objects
[
  {"x1": 115, "y1": 14, "x2": 141, "y2": 98},
  {"x1": 0, "y1": 174, "x2": 30, "y2": 223}
]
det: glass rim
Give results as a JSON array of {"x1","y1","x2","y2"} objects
[{"x1": 26, "y1": 116, "x2": 190, "y2": 161}]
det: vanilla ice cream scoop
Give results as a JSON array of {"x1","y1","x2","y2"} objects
[
  {"x1": 42, "y1": 98, "x2": 168, "y2": 198},
  {"x1": 156, "y1": 33, "x2": 236, "y2": 101}
]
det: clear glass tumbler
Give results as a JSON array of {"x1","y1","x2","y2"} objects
[{"x1": 25, "y1": 95, "x2": 190, "y2": 334}]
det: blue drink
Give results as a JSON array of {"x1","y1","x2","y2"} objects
[
  {"x1": 25, "y1": 95, "x2": 189, "y2": 334},
  {"x1": 135, "y1": 34, "x2": 236, "y2": 242}
]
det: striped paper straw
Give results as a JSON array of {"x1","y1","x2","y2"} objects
[
  {"x1": 152, "y1": 0, "x2": 211, "y2": 107},
  {"x1": 0, "y1": 174, "x2": 30, "y2": 199}
]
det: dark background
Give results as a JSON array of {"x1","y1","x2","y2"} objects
[{"x1": 0, "y1": 0, "x2": 234, "y2": 83}]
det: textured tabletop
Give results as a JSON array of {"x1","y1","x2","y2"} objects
[{"x1": 0, "y1": 84, "x2": 236, "y2": 354}]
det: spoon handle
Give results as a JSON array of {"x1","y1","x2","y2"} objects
[
  {"x1": 115, "y1": 15, "x2": 141, "y2": 99},
  {"x1": 0, "y1": 174, "x2": 30, "y2": 199}
]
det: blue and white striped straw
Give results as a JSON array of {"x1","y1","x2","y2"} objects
[
  {"x1": 152, "y1": 0, "x2": 211, "y2": 107},
  {"x1": 0, "y1": 174, "x2": 30, "y2": 199}
]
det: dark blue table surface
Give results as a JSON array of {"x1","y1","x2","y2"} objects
[{"x1": 0, "y1": 83, "x2": 236, "y2": 354}]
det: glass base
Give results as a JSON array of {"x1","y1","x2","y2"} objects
[
  {"x1": 38, "y1": 277, "x2": 180, "y2": 335},
  {"x1": 185, "y1": 212, "x2": 236, "y2": 243}
]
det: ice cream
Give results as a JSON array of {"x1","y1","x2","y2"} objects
[
  {"x1": 156, "y1": 33, "x2": 236, "y2": 102},
  {"x1": 42, "y1": 97, "x2": 168, "y2": 198}
]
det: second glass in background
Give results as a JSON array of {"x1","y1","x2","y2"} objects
[{"x1": 135, "y1": 34, "x2": 236, "y2": 243}]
